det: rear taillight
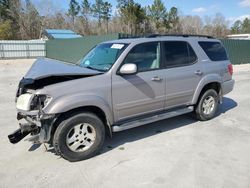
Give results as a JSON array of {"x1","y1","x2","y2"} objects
[{"x1": 228, "y1": 64, "x2": 233, "y2": 76}]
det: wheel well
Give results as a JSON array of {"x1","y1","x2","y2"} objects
[
  {"x1": 50, "y1": 106, "x2": 111, "y2": 143},
  {"x1": 201, "y1": 82, "x2": 221, "y2": 94},
  {"x1": 197, "y1": 82, "x2": 221, "y2": 103}
]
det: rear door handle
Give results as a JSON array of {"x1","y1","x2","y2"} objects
[
  {"x1": 195, "y1": 70, "x2": 203, "y2": 76},
  {"x1": 151, "y1": 76, "x2": 162, "y2": 81}
]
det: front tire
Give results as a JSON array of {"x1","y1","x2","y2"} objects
[
  {"x1": 53, "y1": 112, "x2": 105, "y2": 162},
  {"x1": 195, "y1": 89, "x2": 219, "y2": 121}
]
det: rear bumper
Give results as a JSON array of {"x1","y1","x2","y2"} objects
[{"x1": 222, "y1": 79, "x2": 235, "y2": 95}]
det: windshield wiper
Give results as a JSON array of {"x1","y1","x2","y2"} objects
[{"x1": 83, "y1": 65, "x2": 105, "y2": 72}]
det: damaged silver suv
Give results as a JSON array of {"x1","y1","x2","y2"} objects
[{"x1": 8, "y1": 35, "x2": 234, "y2": 161}]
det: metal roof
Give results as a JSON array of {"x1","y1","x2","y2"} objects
[
  {"x1": 227, "y1": 34, "x2": 250, "y2": 40},
  {"x1": 42, "y1": 29, "x2": 82, "y2": 39}
]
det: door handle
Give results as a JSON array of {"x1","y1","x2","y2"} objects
[
  {"x1": 151, "y1": 76, "x2": 162, "y2": 81},
  {"x1": 195, "y1": 70, "x2": 203, "y2": 76}
]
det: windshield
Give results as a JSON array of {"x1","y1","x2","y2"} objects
[{"x1": 78, "y1": 43, "x2": 128, "y2": 72}]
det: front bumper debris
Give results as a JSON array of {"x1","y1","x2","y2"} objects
[
  {"x1": 8, "y1": 111, "x2": 56, "y2": 144},
  {"x1": 8, "y1": 118, "x2": 40, "y2": 144},
  {"x1": 8, "y1": 129, "x2": 30, "y2": 144}
]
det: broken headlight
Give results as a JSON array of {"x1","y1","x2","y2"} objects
[
  {"x1": 30, "y1": 95, "x2": 52, "y2": 110},
  {"x1": 16, "y1": 93, "x2": 34, "y2": 111}
]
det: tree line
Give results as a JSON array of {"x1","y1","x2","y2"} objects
[{"x1": 0, "y1": 0, "x2": 250, "y2": 40}]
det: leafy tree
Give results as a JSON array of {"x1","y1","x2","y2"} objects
[
  {"x1": 0, "y1": 0, "x2": 21, "y2": 39},
  {"x1": 92, "y1": 0, "x2": 103, "y2": 27},
  {"x1": 0, "y1": 0, "x2": 234, "y2": 39},
  {"x1": 118, "y1": 0, "x2": 146, "y2": 35},
  {"x1": 0, "y1": 20, "x2": 12, "y2": 39},
  {"x1": 147, "y1": 0, "x2": 166, "y2": 31},
  {"x1": 117, "y1": 0, "x2": 130, "y2": 8},
  {"x1": 24, "y1": 0, "x2": 42, "y2": 39},
  {"x1": 68, "y1": 0, "x2": 80, "y2": 30},
  {"x1": 101, "y1": 1, "x2": 112, "y2": 33},
  {"x1": 81, "y1": 0, "x2": 92, "y2": 33},
  {"x1": 242, "y1": 18, "x2": 250, "y2": 33},
  {"x1": 230, "y1": 18, "x2": 250, "y2": 34},
  {"x1": 231, "y1": 20, "x2": 242, "y2": 34},
  {"x1": 0, "y1": 0, "x2": 11, "y2": 21},
  {"x1": 81, "y1": 0, "x2": 91, "y2": 21},
  {"x1": 166, "y1": 7, "x2": 179, "y2": 31},
  {"x1": 92, "y1": 0, "x2": 112, "y2": 32},
  {"x1": 147, "y1": 2, "x2": 179, "y2": 33},
  {"x1": 0, "y1": 0, "x2": 41, "y2": 39}
]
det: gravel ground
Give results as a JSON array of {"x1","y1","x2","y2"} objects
[{"x1": 0, "y1": 59, "x2": 249, "y2": 188}]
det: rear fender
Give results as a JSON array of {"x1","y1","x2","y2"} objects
[{"x1": 192, "y1": 74, "x2": 222, "y2": 104}]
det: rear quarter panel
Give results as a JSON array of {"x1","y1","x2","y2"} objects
[{"x1": 191, "y1": 39, "x2": 227, "y2": 104}]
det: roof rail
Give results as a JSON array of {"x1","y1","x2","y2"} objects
[{"x1": 146, "y1": 34, "x2": 214, "y2": 39}]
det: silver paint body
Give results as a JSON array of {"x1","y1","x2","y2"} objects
[{"x1": 21, "y1": 36, "x2": 235, "y2": 129}]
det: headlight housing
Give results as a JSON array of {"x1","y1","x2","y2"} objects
[
  {"x1": 16, "y1": 93, "x2": 34, "y2": 111},
  {"x1": 16, "y1": 94, "x2": 52, "y2": 111},
  {"x1": 30, "y1": 95, "x2": 52, "y2": 110}
]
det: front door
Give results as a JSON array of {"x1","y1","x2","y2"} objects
[{"x1": 112, "y1": 42, "x2": 166, "y2": 121}]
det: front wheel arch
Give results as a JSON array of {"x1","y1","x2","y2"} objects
[
  {"x1": 53, "y1": 111, "x2": 105, "y2": 161},
  {"x1": 49, "y1": 106, "x2": 112, "y2": 145}
]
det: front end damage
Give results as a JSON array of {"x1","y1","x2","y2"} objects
[
  {"x1": 8, "y1": 58, "x2": 102, "y2": 145},
  {"x1": 8, "y1": 107, "x2": 57, "y2": 144},
  {"x1": 8, "y1": 77, "x2": 58, "y2": 144}
]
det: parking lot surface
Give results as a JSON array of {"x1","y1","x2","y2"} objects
[{"x1": 0, "y1": 59, "x2": 249, "y2": 188}]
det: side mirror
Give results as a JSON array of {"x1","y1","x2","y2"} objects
[{"x1": 119, "y1": 63, "x2": 137, "y2": 75}]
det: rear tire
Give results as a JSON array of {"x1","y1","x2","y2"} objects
[
  {"x1": 195, "y1": 89, "x2": 219, "y2": 121},
  {"x1": 53, "y1": 112, "x2": 105, "y2": 162}
]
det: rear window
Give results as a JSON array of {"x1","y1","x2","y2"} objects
[{"x1": 198, "y1": 41, "x2": 228, "y2": 61}]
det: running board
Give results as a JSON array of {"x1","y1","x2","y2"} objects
[{"x1": 112, "y1": 106, "x2": 194, "y2": 132}]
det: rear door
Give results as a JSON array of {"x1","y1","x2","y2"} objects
[
  {"x1": 162, "y1": 41, "x2": 204, "y2": 108},
  {"x1": 112, "y1": 42, "x2": 166, "y2": 121}
]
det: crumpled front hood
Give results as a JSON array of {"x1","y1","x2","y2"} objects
[
  {"x1": 24, "y1": 58, "x2": 100, "y2": 79},
  {"x1": 16, "y1": 58, "x2": 102, "y2": 97}
]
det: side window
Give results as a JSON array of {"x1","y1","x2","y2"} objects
[
  {"x1": 198, "y1": 41, "x2": 228, "y2": 61},
  {"x1": 123, "y1": 42, "x2": 161, "y2": 72},
  {"x1": 163, "y1": 41, "x2": 197, "y2": 67},
  {"x1": 188, "y1": 43, "x2": 198, "y2": 63}
]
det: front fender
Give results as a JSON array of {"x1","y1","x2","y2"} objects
[
  {"x1": 43, "y1": 94, "x2": 113, "y2": 124},
  {"x1": 192, "y1": 74, "x2": 222, "y2": 104}
]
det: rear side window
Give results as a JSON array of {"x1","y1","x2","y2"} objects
[
  {"x1": 198, "y1": 41, "x2": 228, "y2": 61},
  {"x1": 163, "y1": 41, "x2": 197, "y2": 67}
]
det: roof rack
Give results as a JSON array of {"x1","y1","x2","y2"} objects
[{"x1": 146, "y1": 34, "x2": 214, "y2": 39}]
